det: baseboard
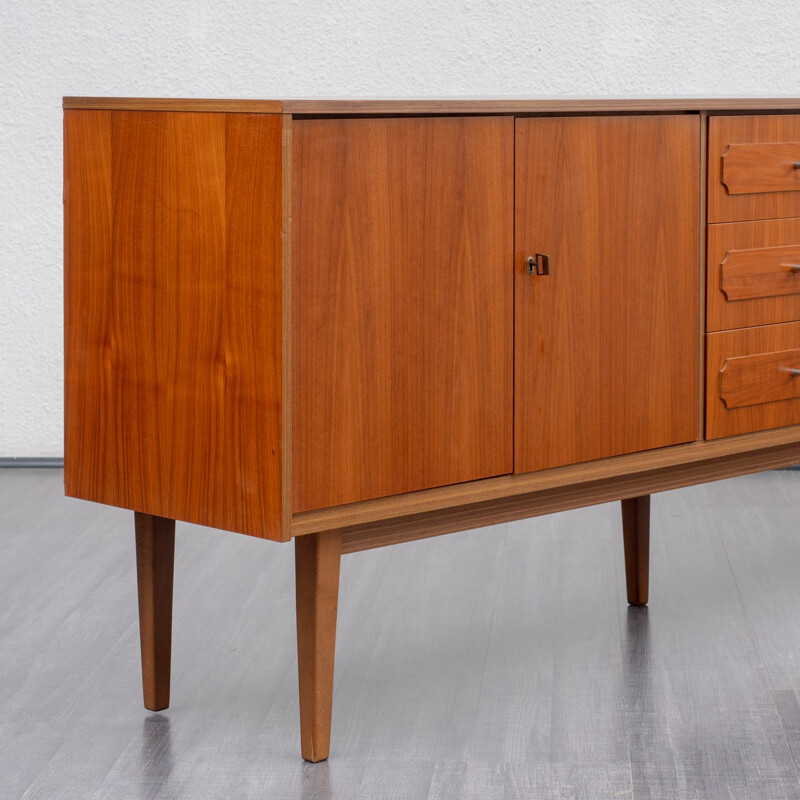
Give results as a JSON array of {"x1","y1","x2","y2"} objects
[{"x1": 0, "y1": 457, "x2": 64, "y2": 468}]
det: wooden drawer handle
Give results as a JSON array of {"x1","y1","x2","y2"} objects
[
  {"x1": 719, "y1": 348, "x2": 800, "y2": 409},
  {"x1": 721, "y1": 143, "x2": 800, "y2": 195},
  {"x1": 718, "y1": 247, "x2": 800, "y2": 302}
]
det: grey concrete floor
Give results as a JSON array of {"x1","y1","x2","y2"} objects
[{"x1": 3, "y1": 469, "x2": 800, "y2": 798}]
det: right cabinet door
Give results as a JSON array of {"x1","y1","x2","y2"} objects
[{"x1": 514, "y1": 115, "x2": 700, "y2": 473}]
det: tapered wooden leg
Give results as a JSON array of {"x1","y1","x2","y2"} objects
[
  {"x1": 621, "y1": 495, "x2": 650, "y2": 606},
  {"x1": 134, "y1": 512, "x2": 175, "y2": 711},
  {"x1": 295, "y1": 531, "x2": 342, "y2": 762}
]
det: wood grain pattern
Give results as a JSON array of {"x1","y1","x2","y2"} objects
[
  {"x1": 514, "y1": 114, "x2": 700, "y2": 473},
  {"x1": 64, "y1": 110, "x2": 285, "y2": 539},
  {"x1": 64, "y1": 97, "x2": 800, "y2": 114},
  {"x1": 295, "y1": 531, "x2": 341, "y2": 762},
  {"x1": 699, "y1": 111, "x2": 709, "y2": 439},
  {"x1": 282, "y1": 98, "x2": 800, "y2": 115},
  {"x1": 338, "y1": 437, "x2": 800, "y2": 554},
  {"x1": 621, "y1": 496, "x2": 650, "y2": 606},
  {"x1": 281, "y1": 114, "x2": 294, "y2": 541},
  {"x1": 720, "y1": 246, "x2": 800, "y2": 300},
  {"x1": 709, "y1": 115, "x2": 800, "y2": 223},
  {"x1": 721, "y1": 142, "x2": 800, "y2": 195},
  {"x1": 134, "y1": 512, "x2": 175, "y2": 711},
  {"x1": 62, "y1": 97, "x2": 283, "y2": 113},
  {"x1": 292, "y1": 117, "x2": 513, "y2": 512},
  {"x1": 707, "y1": 322, "x2": 800, "y2": 438},
  {"x1": 720, "y1": 349, "x2": 800, "y2": 409},
  {"x1": 707, "y1": 218, "x2": 800, "y2": 331}
]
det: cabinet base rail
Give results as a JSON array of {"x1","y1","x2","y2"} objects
[{"x1": 333, "y1": 436, "x2": 800, "y2": 553}]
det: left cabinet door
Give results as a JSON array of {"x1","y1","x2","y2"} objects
[{"x1": 293, "y1": 117, "x2": 513, "y2": 512}]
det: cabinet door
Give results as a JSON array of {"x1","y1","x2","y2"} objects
[
  {"x1": 293, "y1": 117, "x2": 513, "y2": 512},
  {"x1": 514, "y1": 115, "x2": 700, "y2": 473}
]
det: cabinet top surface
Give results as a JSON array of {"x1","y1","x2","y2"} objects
[{"x1": 62, "y1": 96, "x2": 800, "y2": 115}]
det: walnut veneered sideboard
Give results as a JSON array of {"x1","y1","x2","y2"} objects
[{"x1": 63, "y1": 96, "x2": 800, "y2": 761}]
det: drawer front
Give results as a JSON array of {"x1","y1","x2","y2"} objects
[
  {"x1": 709, "y1": 115, "x2": 800, "y2": 223},
  {"x1": 707, "y1": 218, "x2": 800, "y2": 330},
  {"x1": 707, "y1": 321, "x2": 800, "y2": 438}
]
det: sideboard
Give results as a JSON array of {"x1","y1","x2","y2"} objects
[{"x1": 63, "y1": 97, "x2": 800, "y2": 762}]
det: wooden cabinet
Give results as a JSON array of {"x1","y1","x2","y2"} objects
[
  {"x1": 514, "y1": 115, "x2": 699, "y2": 472},
  {"x1": 292, "y1": 117, "x2": 513, "y2": 512},
  {"x1": 63, "y1": 97, "x2": 800, "y2": 763}
]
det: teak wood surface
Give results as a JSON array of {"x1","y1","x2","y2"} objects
[
  {"x1": 295, "y1": 531, "x2": 341, "y2": 762},
  {"x1": 134, "y1": 512, "x2": 175, "y2": 711},
  {"x1": 720, "y1": 245, "x2": 800, "y2": 303},
  {"x1": 719, "y1": 348, "x2": 800, "y2": 409},
  {"x1": 292, "y1": 116, "x2": 513, "y2": 512},
  {"x1": 514, "y1": 114, "x2": 700, "y2": 473},
  {"x1": 721, "y1": 142, "x2": 800, "y2": 196},
  {"x1": 64, "y1": 110, "x2": 285, "y2": 539},
  {"x1": 335, "y1": 437, "x2": 800, "y2": 553},
  {"x1": 707, "y1": 321, "x2": 800, "y2": 438},
  {"x1": 621, "y1": 495, "x2": 650, "y2": 606},
  {"x1": 64, "y1": 96, "x2": 800, "y2": 115},
  {"x1": 293, "y1": 425, "x2": 800, "y2": 539},
  {"x1": 709, "y1": 115, "x2": 800, "y2": 223},
  {"x1": 707, "y1": 218, "x2": 800, "y2": 330}
]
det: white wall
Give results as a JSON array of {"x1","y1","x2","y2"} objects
[{"x1": 3, "y1": 0, "x2": 800, "y2": 456}]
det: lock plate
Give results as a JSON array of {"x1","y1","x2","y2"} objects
[{"x1": 526, "y1": 253, "x2": 551, "y2": 276}]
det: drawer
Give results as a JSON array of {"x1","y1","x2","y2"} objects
[
  {"x1": 707, "y1": 218, "x2": 800, "y2": 330},
  {"x1": 706, "y1": 321, "x2": 800, "y2": 438},
  {"x1": 708, "y1": 115, "x2": 800, "y2": 223}
]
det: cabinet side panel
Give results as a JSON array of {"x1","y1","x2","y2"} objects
[
  {"x1": 64, "y1": 110, "x2": 114, "y2": 505},
  {"x1": 64, "y1": 110, "x2": 283, "y2": 539}
]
